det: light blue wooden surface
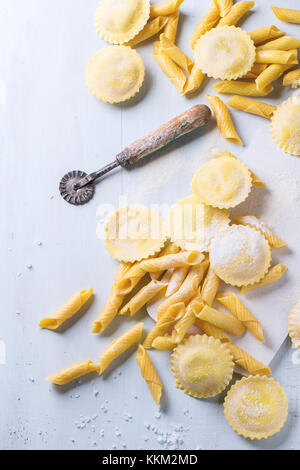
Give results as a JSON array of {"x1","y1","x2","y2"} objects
[{"x1": 1, "y1": 0, "x2": 300, "y2": 450}]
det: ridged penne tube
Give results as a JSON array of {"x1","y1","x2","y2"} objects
[
  {"x1": 240, "y1": 264, "x2": 287, "y2": 294},
  {"x1": 195, "y1": 318, "x2": 231, "y2": 343},
  {"x1": 150, "y1": 242, "x2": 180, "y2": 280},
  {"x1": 153, "y1": 41, "x2": 187, "y2": 93},
  {"x1": 212, "y1": 149, "x2": 266, "y2": 187},
  {"x1": 39, "y1": 288, "x2": 93, "y2": 330},
  {"x1": 125, "y1": 16, "x2": 169, "y2": 46},
  {"x1": 152, "y1": 335, "x2": 177, "y2": 351},
  {"x1": 171, "y1": 303, "x2": 196, "y2": 343},
  {"x1": 214, "y1": 0, "x2": 233, "y2": 17},
  {"x1": 99, "y1": 323, "x2": 144, "y2": 374},
  {"x1": 249, "y1": 26, "x2": 286, "y2": 45},
  {"x1": 157, "y1": 261, "x2": 210, "y2": 320},
  {"x1": 227, "y1": 95, "x2": 277, "y2": 119},
  {"x1": 164, "y1": 10, "x2": 179, "y2": 42},
  {"x1": 228, "y1": 344, "x2": 271, "y2": 375},
  {"x1": 160, "y1": 34, "x2": 194, "y2": 74},
  {"x1": 136, "y1": 345, "x2": 163, "y2": 405},
  {"x1": 143, "y1": 303, "x2": 185, "y2": 349},
  {"x1": 92, "y1": 262, "x2": 132, "y2": 333},
  {"x1": 257, "y1": 36, "x2": 300, "y2": 51},
  {"x1": 47, "y1": 361, "x2": 100, "y2": 386},
  {"x1": 206, "y1": 94, "x2": 243, "y2": 146},
  {"x1": 182, "y1": 66, "x2": 206, "y2": 95},
  {"x1": 195, "y1": 305, "x2": 246, "y2": 336},
  {"x1": 119, "y1": 280, "x2": 166, "y2": 317},
  {"x1": 271, "y1": 6, "x2": 300, "y2": 24},
  {"x1": 218, "y1": 1, "x2": 255, "y2": 27},
  {"x1": 217, "y1": 292, "x2": 264, "y2": 342},
  {"x1": 150, "y1": 0, "x2": 184, "y2": 19},
  {"x1": 283, "y1": 68, "x2": 300, "y2": 86},
  {"x1": 234, "y1": 215, "x2": 287, "y2": 248},
  {"x1": 201, "y1": 266, "x2": 220, "y2": 306},
  {"x1": 214, "y1": 81, "x2": 274, "y2": 96},
  {"x1": 118, "y1": 250, "x2": 203, "y2": 295},
  {"x1": 256, "y1": 64, "x2": 293, "y2": 92},
  {"x1": 243, "y1": 63, "x2": 268, "y2": 79},
  {"x1": 190, "y1": 2, "x2": 220, "y2": 49},
  {"x1": 166, "y1": 266, "x2": 189, "y2": 296},
  {"x1": 256, "y1": 49, "x2": 298, "y2": 65}
]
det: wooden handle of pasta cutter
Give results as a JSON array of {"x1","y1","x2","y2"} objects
[{"x1": 116, "y1": 105, "x2": 211, "y2": 167}]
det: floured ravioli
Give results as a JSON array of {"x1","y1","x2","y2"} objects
[
  {"x1": 270, "y1": 96, "x2": 300, "y2": 156},
  {"x1": 224, "y1": 376, "x2": 288, "y2": 440},
  {"x1": 95, "y1": 0, "x2": 150, "y2": 44},
  {"x1": 209, "y1": 225, "x2": 271, "y2": 287},
  {"x1": 194, "y1": 26, "x2": 256, "y2": 80}
]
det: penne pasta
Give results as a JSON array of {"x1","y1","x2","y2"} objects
[
  {"x1": 257, "y1": 36, "x2": 300, "y2": 51},
  {"x1": 150, "y1": 0, "x2": 184, "y2": 19},
  {"x1": 182, "y1": 65, "x2": 206, "y2": 95},
  {"x1": 240, "y1": 264, "x2": 287, "y2": 294},
  {"x1": 92, "y1": 262, "x2": 132, "y2": 333},
  {"x1": 164, "y1": 10, "x2": 180, "y2": 42},
  {"x1": 228, "y1": 344, "x2": 271, "y2": 375},
  {"x1": 206, "y1": 94, "x2": 243, "y2": 146},
  {"x1": 201, "y1": 266, "x2": 220, "y2": 306},
  {"x1": 214, "y1": 81, "x2": 274, "y2": 96},
  {"x1": 195, "y1": 305, "x2": 246, "y2": 336},
  {"x1": 136, "y1": 345, "x2": 163, "y2": 405},
  {"x1": 119, "y1": 280, "x2": 166, "y2": 317},
  {"x1": 255, "y1": 64, "x2": 293, "y2": 92},
  {"x1": 234, "y1": 215, "x2": 288, "y2": 248},
  {"x1": 283, "y1": 68, "x2": 300, "y2": 87},
  {"x1": 166, "y1": 266, "x2": 189, "y2": 297},
  {"x1": 195, "y1": 318, "x2": 231, "y2": 343},
  {"x1": 227, "y1": 95, "x2": 277, "y2": 119},
  {"x1": 256, "y1": 49, "x2": 298, "y2": 65},
  {"x1": 157, "y1": 260, "x2": 209, "y2": 320},
  {"x1": 125, "y1": 16, "x2": 169, "y2": 46},
  {"x1": 214, "y1": 0, "x2": 233, "y2": 18},
  {"x1": 39, "y1": 288, "x2": 93, "y2": 330},
  {"x1": 150, "y1": 242, "x2": 180, "y2": 280},
  {"x1": 190, "y1": 2, "x2": 220, "y2": 49},
  {"x1": 243, "y1": 63, "x2": 268, "y2": 79},
  {"x1": 47, "y1": 361, "x2": 100, "y2": 386},
  {"x1": 153, "y1": 41, "x2": 187, "y2": 93},
  {"x1": 99, "y1": 323, "x2": 144, "y2": 374},
  {"x1": 143, "y1": 303, "x2": 185, "y2": 349},
  {"x1": 271, "y1": 6, "x2": 300, "y2": 24},
  {"x1": 152, "y1": 335, "x2": 177, "y2": 350},
  {"x1": 218, "y1": 1, "x2": 255, "y2": 27},
  {"x1": 160, "y1": 33, "x2": 194, "y2": 74},
  {"x1": 249, "y1": 25, "x2": 285, "y2": 45},
  {"x1": 217, "y1": 292, "x2": 264, "y2": 342},
  {"x1": 171, "y1": 303, "x2": 196, "y2": 343},
  {"x1": 118, "y1": 250, "x2": 203, "y2": 295}
]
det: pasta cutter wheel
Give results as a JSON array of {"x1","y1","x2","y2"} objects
[{"x1": 59, "y1": 104, "x2": 211, "y2": 206}]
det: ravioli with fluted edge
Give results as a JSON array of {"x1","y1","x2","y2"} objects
[
  {"x1": 95, "y1": 0, "x2": 150, "y2": 44},
  {"x1": 105, "y1": 205, "x2": 167, "y2": 262},
  {"x1": 191, "y1": 157, "x2": 252, "y2": 209},
  {"x1": 194, "y1": 26, "x2": 256, "y2": 80},
  {"x1": 85, "y1": 46, "x2": 145, "y2": 103},
  {"x1": 224, "y1": 376, "x2": 288, "y2": 440},
  {"x1": 209, "y1": 225, "x2": 271, "y2": 287},
  {"x1": 171, "y1": 335, "x2": 234, "y2": 398},
  {"x1": 167, "y1": 195, "x2": 230, "y2": 252},
  {"x1": 270, "y1": 96, "x2": 300, "y2": 156}
]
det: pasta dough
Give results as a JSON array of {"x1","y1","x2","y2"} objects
[
  {"x1": 86, "y1": 46, "x2": 145, "y2": 103},
  {"x1": 194, "y1": 26, "x2": 256, "y2": 81},
  {"x1": 171, "y1": 335, "x2": 234, "y2": 398},
  {"x1": 270, "y1": 96, "x2": 300, "y2": 156},
  {"x1": 288, "y1": 300, "x2": 300, "y2": 349},
  {"x1": 224, "y1": 376, "x2": 288, "y2": 439},
  {"x1": 95, "y1": 0, "x2": 150, "y2": 44},
  {"x1": 209, "y1": 225, "x2": 271, "y2": 287},
  {"x1": 105, "y1": 205, "x2": 167, "y2": 262},
  {"x1": 191, "y1": 157, "x2": 252, "y2": 209}
]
